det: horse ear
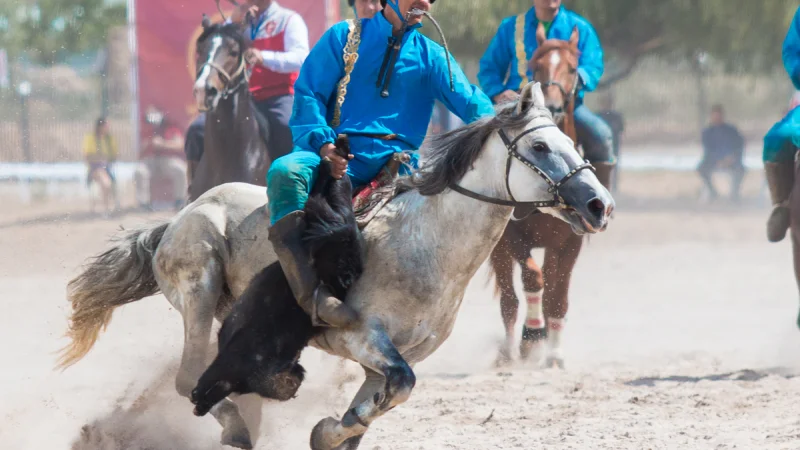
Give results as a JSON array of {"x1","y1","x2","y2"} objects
[
  {"x1": 516, "y1": 82, "x2": 546, "y2": 115},
  {"x1": 536, "y1": 22, "x2": 547, "y2": 46},
  {"x1": 569, "y1": 26, "x2": 579, "y2": 49},
  {"x1": 202, "y1": 14, "x2": 212, "y2": 29}
]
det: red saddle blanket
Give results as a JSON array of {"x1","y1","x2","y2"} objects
[{"x1": 351, "y1": 152, "x2": 411, "y2": 229}]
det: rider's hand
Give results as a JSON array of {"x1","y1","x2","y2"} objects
[
  {"x1": 244, "y1": 48, "x2": 264, "y2": 66},
  {"x1": 493, "y1": 90, "x2": 520, "y2": 105},
  {"x1": 320, "y1": 143, "x2": 353, "y2": 180}
]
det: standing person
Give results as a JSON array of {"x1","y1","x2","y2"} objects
[
  {"x1": 265, "y1": 0, "x2": 496, "y2": 327},
  {"x1": 763, "y1": 7, "x2": 800, "y2": 242},
  {"x1": 698, "y1": 104, "x2": 746, "y2": 202},
  {"x1": 597, "y1": 93, "x2": 624, "y2": 192},
  {"x1": 135, "y1": 111, "x2": 188, "y2": 210},
  {"x1": 82, "y1": 117, "x2": 120, "y2": 214},
  {"x1": 349, "y1": 0, "x2": 381, "y2": 19},
  {"x1": 477, "y1": 0, "x2": 616, "y2": 188}
]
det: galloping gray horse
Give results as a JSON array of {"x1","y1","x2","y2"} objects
[{"x1": 58, "y1": 82, "x2": 614, "y2": 449}]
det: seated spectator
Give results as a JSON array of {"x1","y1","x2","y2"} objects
[
  {"x1": 698, "y1": 104, "x2": 746, "y2": 202},
  {"x1": 134, "y1": 110, "x2": 188, "y2": 210},
  {"x1": 83, "y1": 117, "x2": 120, "y2": 215}
]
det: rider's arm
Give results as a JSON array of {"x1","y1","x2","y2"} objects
[
  {"x1": 260, "y1": 15, "x2": 310, "y2": 74},
  {"x1": 477, "y1": 17, "x2": 515, "y2": 100},
  {"x1": 575, "y1": 21, "x2": 604, "y2": 93},
  {"x1": 289, "y1": 23, "x2": 348, "y2": 153},
  {"x1": 431, "y1": 46, "x2": 496, "y2": 124},
  {"x1": 783, "y1": 8, "x2": 800, "y2": 90}
]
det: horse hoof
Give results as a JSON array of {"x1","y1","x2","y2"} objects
[
  {"x1": 519, "y1": 339, "x2": 545, "y2": 366},
  {"x1": 221, "y1": 423, "x2": 253, "y2": 450},
  {"x1": 545, "y1": 356, "x2": 565, "y2": 370},
  {"x1": 310, "y1": 417, "x2": 344, "y2": 450}
]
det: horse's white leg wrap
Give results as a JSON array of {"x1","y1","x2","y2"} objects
[
  {"x1": 524, "y1": 290, "x2": 545, "y2": 330},
  {"x1": 546, "y1": 317, "x2": 565, "y2": 368}
]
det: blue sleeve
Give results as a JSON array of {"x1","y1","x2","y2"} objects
[
  {"x1": 784, "y1": 8, "x2": 800, "y2": 90},
  {"x1": 430, "y1": 45, "x2": 496, "y2": 124},
  {"x1": 478, "y1": 17, "x2": 515, "y2": 100},
  {"x1": 288, "y1": 23, "x2": 349, "y2": 153},
  {"x1": 576, "y1": 20, "x2": 604, "y2": 93}
]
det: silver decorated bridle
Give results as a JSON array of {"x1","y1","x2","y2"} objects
[{"x1": 450, "y1": 123, "x2": 594, "y2": 212}]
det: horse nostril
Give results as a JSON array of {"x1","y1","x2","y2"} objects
[
  {"x1": 206, "y1": 86, "x2": 218, "y2": 98},
  {"x1": 586, "y1": 198, "x2": 605, "y2": 219}
]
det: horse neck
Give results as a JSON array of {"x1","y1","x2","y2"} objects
[
  {"x1": 204, "y1": 87, "x2": 263, "y2": 179},
  {"x1": 399, "y1": 135, "x2": 514, "y2": 282}
]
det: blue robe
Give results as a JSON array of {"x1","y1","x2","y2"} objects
[
  {"x1": 267, "y1": 11, "x2": 495, "y2": 224},
  {"x1": 477, "y1": 6, "x2": 603, "y2": 104},
  {"x1": 764, "y1": 6, "x2": 800, "y2": 163}
]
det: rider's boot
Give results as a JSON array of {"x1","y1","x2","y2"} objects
[
  {"x1": 593, "y1": 161, "x2": 616, "y2": 190},
  {"x1": 268, "y1": 211, "x2": 359, "y2": 328},
  {"x1": 765, "y1": 161, "x2": 795, "y2": 242}
]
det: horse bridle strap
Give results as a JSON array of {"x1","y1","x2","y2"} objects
[
  {"x1": 198, "y1": 55, "x2": 249, "y2": 100},
  {"x1": 450, "y1": 123, "x2": 594, "y2": 209},
  {"x1": 540, "y1": 74, "x2": 579, "y2": 114}
]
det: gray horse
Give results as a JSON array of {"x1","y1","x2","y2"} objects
[{"x1": 57, "y1": 82, "x2": 614, "y2": 450}]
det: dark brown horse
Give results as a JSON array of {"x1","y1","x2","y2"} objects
[
  {"x1": 190, "y1": 17, "x2": 274, "y2": 201},
  {"x1": 788, "y1": 157, "x2": 800, "y2": 330},
  {"x1": 490, "y1": 24, "x2": 609, "y2": 368}
]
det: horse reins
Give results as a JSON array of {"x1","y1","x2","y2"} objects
[{"x1": 450, "y1": 123, "x2": 595, "y2": 211}]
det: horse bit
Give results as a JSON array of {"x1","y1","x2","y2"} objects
[{"x1": 450, "y1": 123, "x2": 595, "y2": 218}]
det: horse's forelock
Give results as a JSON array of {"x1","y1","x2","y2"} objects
[
  {"x1": 196, "y1": 22, "x2": 248, "y2": 49},
  {"x1": 531, "y1": 39, "x2": 580, "y2": 65}
]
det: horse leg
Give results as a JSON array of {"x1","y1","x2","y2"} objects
[
  {"x1": 489, "y1": 242, "x2": 519, "y2": 365},
  {"x1": 518, "y1": 252, "x2": 546, "y2": 364},
  {"x1": 541, "y1": 236, "x2": 582, "y2": 369},
  {"x1": 310, "y1": 325, "x2": 415, "y2": 450},
  {"x1": 158, "y1": 256, "x2": 253, "y2": 449},
  {"x1": 792, "y1": 228, "x2": 800, "y2": 329}
]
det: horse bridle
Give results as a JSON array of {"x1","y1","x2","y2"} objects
[
  {"x1": 450, "y1": 123, "x2": 595, "y2": 211},
  {"x1": 196, "y1": 36, "x2": 249, "y2": 108},
  {"x1": 540, "y1": 73, "x2": 579, "y2": 115}
]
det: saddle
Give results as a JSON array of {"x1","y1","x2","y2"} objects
[{"x1": 351, "y1": 152, "x2": 412, "y2": 229}]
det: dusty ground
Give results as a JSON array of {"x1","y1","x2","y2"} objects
[{"x1": 1, "y1": 170, "x2": 799, "y2": 450}]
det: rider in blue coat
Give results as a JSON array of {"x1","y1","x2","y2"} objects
[
  {"x1": 477, "y1": 0, "x2": 615, "y2": 187},
  {"x1": 762, "y1": 6, "x2": 800, "y2": 242},
  {"x1": 267, "y1": 0, "x2": 495, "y2": 328}
]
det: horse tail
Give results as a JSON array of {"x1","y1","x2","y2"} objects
[{"x1": 56, "y1": 221, "x2": 169, "y2": 370}]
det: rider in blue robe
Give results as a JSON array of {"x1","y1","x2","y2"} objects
[
  {"x1": 267, "y1": 0, "x2": 495, "y2": 327},
  {"x1": 763, "y1": 6, "x2": 800, "y2": 242},
  {"x1": 476, "y1": 0, "x2": 615, "y2": 187}
]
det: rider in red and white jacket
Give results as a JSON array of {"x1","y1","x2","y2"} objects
[{"x1": 184, "y1": 0, "x2": 309, "y2": 180}]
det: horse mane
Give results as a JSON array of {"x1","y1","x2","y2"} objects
[{"x1": 409, "y1": 102, "x2": 552, "y2": 196}]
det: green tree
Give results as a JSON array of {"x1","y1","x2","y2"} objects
[
  {"x1": 340, "y1": 0, "x2": 800, "y2": 84},
  {"x1": 0, "y1": 0, "x2": 126, "y2": 66}
]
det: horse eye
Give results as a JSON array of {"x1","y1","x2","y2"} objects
[
  {"x1": 533, "y1": 143, "x2": 548, "y2": 153},
  {"x1": 569, "y1": 67, "x2": 577, "y2": 74}
]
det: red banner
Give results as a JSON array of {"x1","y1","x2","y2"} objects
[{"x1": 134, "y1": 0, "x2": 339, "y2": 155}]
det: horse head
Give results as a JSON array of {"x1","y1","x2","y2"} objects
[
  {"x1": 414, "y1": 81, "x2": 613, "y2": 235},
  {"x1": 528, "y1": 24, "x2": 580, "y2": 120},
  {"x1": 193, "y1": 18, "x2": 249, "y2": 112}
]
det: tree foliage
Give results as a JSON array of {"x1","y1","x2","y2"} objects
[
  {"x1": 0, "y1": 0, "x2": 126, "y2": 66},
  {"x1": 340, "y1": 0, "x2": 800, "y2": 77}
]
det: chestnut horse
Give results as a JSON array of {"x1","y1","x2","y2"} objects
[{"x1": 490, "y1": 24, "x2": 604, "y2": 368}]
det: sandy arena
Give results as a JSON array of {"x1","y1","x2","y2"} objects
[{"x1": 1, "y1": 170, "x2": 799, "y2": 450}]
